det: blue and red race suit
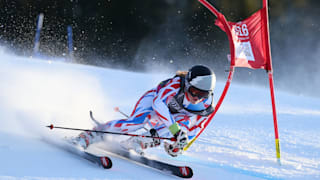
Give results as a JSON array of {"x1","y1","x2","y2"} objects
[{"x1": 97, "y1": 76, "x2": 214, "y2": 141}]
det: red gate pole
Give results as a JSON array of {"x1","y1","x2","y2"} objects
[
  {"x1": 184, "y1": 66, "x2": 235, "y2": 151},
  {"x1": 183, "y1": 0, "x2": 236, "y2": 151},
  {"x1": 268, "y1": 71, "x2": 281, "y2": 164},
  {"x1": 263, "y1": 0, "x2": 281, "y2": 164}
]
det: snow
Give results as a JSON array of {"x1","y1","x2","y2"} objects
[{"x1": 0, "y1": 48, "x2": 319, "y2": 179}]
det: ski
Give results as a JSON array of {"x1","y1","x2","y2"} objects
[
  {"x1": 43, "y1": 138, "x2": 112, "y2": 169},
  {"x1": 100, "y1": 145, "x2": 193, "y2": 178},
  {"x1": 89, "y1": 111, "x2": 193, "y2": 178},
  {"x1": 62, "y1": 144, "x2": 113, "y2": 169}
]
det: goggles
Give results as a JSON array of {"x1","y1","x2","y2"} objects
[{"x1": 188, "y1": 86, "x2": 211, "y2": 99}]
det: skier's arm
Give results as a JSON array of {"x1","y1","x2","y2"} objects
[
  {"x1": 152, "y1": 79, "x2": 181, "y2": 135},
  {"x1": 186, "y1": 115, "x2": 209, "y2": 141},
  {"x1": 153, "y1": 95, "x2": 176, "y2": 126}
]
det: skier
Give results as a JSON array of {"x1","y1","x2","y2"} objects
[{"x1": 73, "y1": 64, "x2": 216, "y2": 157}]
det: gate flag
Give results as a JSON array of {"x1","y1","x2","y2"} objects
[
  {"x1": 215, "y1": 8, "x2": 271, "y2": 70},
  {"x1": 188, "y1": 0, "x2": 280, "y2": 164}
]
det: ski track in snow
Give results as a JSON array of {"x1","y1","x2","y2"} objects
[{"x1": 0, "y1": 49, "x2": 319, "y2": 180}]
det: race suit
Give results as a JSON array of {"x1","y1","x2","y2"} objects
[{"x1": 96, "y1": 76, "x2": 214, "y2": 141}]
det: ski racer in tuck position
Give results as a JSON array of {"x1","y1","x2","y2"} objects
[{"x1": 73, "y1": 65, "x2": 216, "y2": 157}]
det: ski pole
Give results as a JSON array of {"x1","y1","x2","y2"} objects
[
  {"x1": 114, "y1": 107, "x2": 130, "y2": 118},
  {"x1": 46, "y1": 124, "x2": 176, "y2": 141}
]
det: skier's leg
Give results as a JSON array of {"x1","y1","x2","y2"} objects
[
  {"x1": 121, "y1": 113, "x2": 173, "y2": 155},
  {"x1": 101, "y1": 89, "x2": 156, "y2": 133},
  {"x1": 72, "y1": 89, "x2": 156, "y2": 149}
]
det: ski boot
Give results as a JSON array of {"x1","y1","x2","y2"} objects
[
  {"x1": 71, "y1": 131, "x2": 104, "y2": 150},
  {"x1": 120, "y1": 129, "x2": 160, "y2": 156}
]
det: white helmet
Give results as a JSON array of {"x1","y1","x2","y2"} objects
[{"x1": 186, "y1": 65, "x2": 216, "y2": 98}]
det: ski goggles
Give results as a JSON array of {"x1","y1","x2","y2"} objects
[{"x1": 188, "y1": 86, "x2": 211, "y2": 99}]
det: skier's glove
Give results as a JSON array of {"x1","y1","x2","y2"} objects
[
  {"x1": 164, "y1": 130, "x2": 189, "y2": 157},
  {"x1": 174, "y1": 130, "x2": 188, "y2": 149},
  {"x1": 168, "y1": 122, "x2": 189, "y2": 148}
]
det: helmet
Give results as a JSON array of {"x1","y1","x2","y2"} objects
[{"x1": 186, "y1": 65, "x2": 216, "y2": 98}]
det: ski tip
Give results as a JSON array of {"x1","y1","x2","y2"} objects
[
  {"x1": 178, "y1": 166, "x2": 193, "y2": 178},
  {"x1": 100, "y1": 156, "x2": 113, "y2": 169}
]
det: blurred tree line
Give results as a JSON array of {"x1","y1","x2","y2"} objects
[{"x1": 0, "y1": 0, "x2": 319, "y2": 95}]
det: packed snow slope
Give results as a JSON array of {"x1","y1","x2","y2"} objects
[{"x1": 0, "y1": 49, "x2": 319, "y2": 180}]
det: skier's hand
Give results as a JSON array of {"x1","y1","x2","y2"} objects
[
  {"x1": 164, "y1": 130, "x2": 188, "y2": 157},
  {"x1": 164, "y1": 142, "x2": 181, "y2": 157},
  {"x1": 174, "y1": 130, "x2": 188, "y2": 149}
]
